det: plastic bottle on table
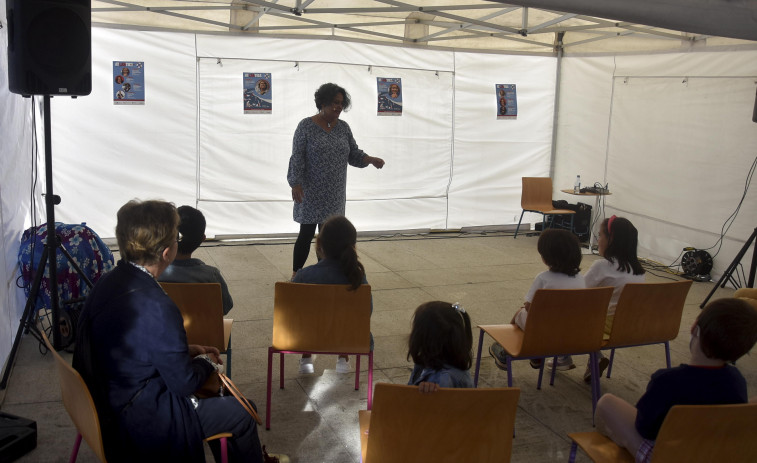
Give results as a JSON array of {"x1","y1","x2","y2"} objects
[{"x1": 574, "y1": 175, "x2": 581, "y2": 194}]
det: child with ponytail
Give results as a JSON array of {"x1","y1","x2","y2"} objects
[{"x1": 292, "y1": 215, "x2": 371, "y2": 374}]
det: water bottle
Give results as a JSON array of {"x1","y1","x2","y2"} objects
[{"x1": 574, "y1": 175, "x2": 581, "y2": 194}]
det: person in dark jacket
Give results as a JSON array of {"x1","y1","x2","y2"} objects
[{"x1": 73, "y1": 200, "x2": 282, "y2": 463}]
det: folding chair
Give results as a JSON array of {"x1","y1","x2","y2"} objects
[
  {"x1": 160, "y1": 282, "x2": 234, "y2": 377},
  {"x1": 266, "y1": 282, "x2": 372, "y2": 430},
  {"x1": 359, "y1": 383, "x2": 520, "y2": 463},
  {"x1": 600, "y1": 280, "x2": 692, "y2": 378},
  {"x1": 41, "y1": 329, "x2": 232, "y2": 463},
  {"x1": 474, "y1": 287, "x2": 613, "y2": 420},
  {"x1": 514, "y1": 177, "x2": 575, "y2": 238},
  {"x1": 569, "y1": 402, "x2": 757, "y2": 462}
]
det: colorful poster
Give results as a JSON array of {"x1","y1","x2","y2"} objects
[
  {"x1": 243, "y1": 73, "x2": 272, "y2": 114},
  {"x1": 496, "y1": 84, "x2": 517, "y2": 119},
  {"x1": 377, "y1": 77, "x2": 402, "y2": 116},
  {"x1": 113, "y1": 61, "x2": 145, "y2": 105}
]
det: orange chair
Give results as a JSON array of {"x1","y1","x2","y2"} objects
[
  {"x1": 359, "y1": 383, "x2": 520, "y2": 463},
  {"x1": 568, "y1": 402, "x2": 757, "y2": 462},
  {"x1": 40, "y1": 329, "x2": 232, "y2": 463},
  {"x1": 160, "y1": 282, "x2": 234, "y2": 377},
  {"x1": 600, "y1": 280, "x2": 692, "y2": 378},
  {"x1": 474, "y1": 287, "x2": 613, "y2": 420},
  {"x1": 266, "y1": 282, "x2": 372, "y2": 430},
  {"x1": 514, "y1": 177, "x2": 575, "y2": 238}
]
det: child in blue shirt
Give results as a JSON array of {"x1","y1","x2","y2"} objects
[{"x1": 407, "y1": 301, "x2": 474, "y2": 390}]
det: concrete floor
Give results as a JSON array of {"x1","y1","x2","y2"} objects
[{"x1": 1, "y1": 231, "x2": 752, "y2": 462}]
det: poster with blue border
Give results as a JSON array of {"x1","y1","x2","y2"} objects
[
  {"x1": 243, "y1": 73, "x2": 272, "y2": 114},
  {"x1": 496, "y1": 84, "x2": 517, "y2": 119},
  {"x1": 113, "y1": 61, "x2": 145, "y2": 105},
  {"x1": 377, "y1": 77, "x2": 402, "y2": 116}
]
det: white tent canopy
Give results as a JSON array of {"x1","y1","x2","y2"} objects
[{"x1": 1, "y1": 0, "x2": 756, "y2": 377}]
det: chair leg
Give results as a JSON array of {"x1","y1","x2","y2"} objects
[
  {"x1": 506, "y1": 358, "x2": 513, "y2": 387},
  {"x1": 266, "y1": 348, "x2": 274, "y2": 430},
  {"x1": 514, "y1": 210, "x2": 526, "y2": 239},
  {"x1": 220, "y1": 436, "x2": 228, "y2": 463},
  {"x1": 537, "y1": 359, "x2": 546, "y2": 390},
  {"x1": 664, "y1": 341, "x2": 671, "y2": 368},
  {"x1": 367, "y1": 352, "x2": 374, "y2": 410},
  {"x1": 590, "y1": 352, "x2": 601, "y2": 426},
  {"x1": 69, "y1": 433, "x2": 82, "y2": 463},
  {"x1": 474, "y1": 329, "x2": 485, "y2": 387},
  {"x1": 548, "y1": 356, "x2": 557, "y2": 386},
  {"x1": 606, "y1": 349, "x2": 616, "y2": 378},
  {"x1": 354, "y1": 355, "x2": 361, "y2": 390},
  {"x1": 569, "y1": 441, "x2": 578, "y2": 463},
  {"x1": 569, "y1": 214, "x2": 575, "y2": 234},
  {"x1": 225, "y1": 335, "x2": 232, "y2": 378},
  {"x1": 279, "y1": 353, "x2": 285, "y2": 389}
]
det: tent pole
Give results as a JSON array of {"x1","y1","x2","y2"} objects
[{"x1": 549, "y1": 31, "x2": 565, "y2": 179}]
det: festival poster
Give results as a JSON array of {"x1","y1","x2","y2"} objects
[
  {"x1": 377, "y1": 77, "x2": 402, "y2": 116},
  {"x1": 496, "y1": 84, "x2": 518, "y2": 119},
  {"x1": 113, "y1": 61, "x2": 145, "y2": 105},
  {"x1": 243, "y1": 73, "x2": 272, "y2": 114}
]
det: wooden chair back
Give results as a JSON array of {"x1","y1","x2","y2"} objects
[
  {"x1": 605, "y1": 280, "x2": 692, "y2": 348},
  {"x1": 651, "y1": 402, "x2": 757, "y2": 461},
  {"x1": 518, "y1": 287, "x2": 614, "y2": 357},
  {"x1": 273, "y1": 282, "x2": 371, "y2": 353},
  {"x1": 41, "y1": 330, "x2": 108, "y2": 463},
  {"x1": 569, "y1": 402, "x2": 757, "y2": 462},
  {"x1": 360, "y1": 383, "x2": 520, "y2": 463},
  {"x1": 160, "y1": 282, "x2": 226, "y2": 351},
  {"x1": 521, "y1": 177, "x2": 556, "y2": 212}
]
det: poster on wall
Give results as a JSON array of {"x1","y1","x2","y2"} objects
[
  {"x1": 377, "y1": 77, "x2": 402, "y2": 116},
  {"x1": 496, "y1": 84, "x2": 517, "y2": 119},
  {"x1": 243, "y1": 73, "x2": 272, "y2": 114},
  {"x1": 113, "y1": 61, "x2": 145, "y2": 105}
]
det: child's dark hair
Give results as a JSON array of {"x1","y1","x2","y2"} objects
[
  {"x1": 697, "y1": 298, "x2": 757, "y2": 362},
  {"x1": 537, "y1": 229, "x2": 581, "y2": 276},
  {"x1": 601, "y1": 216, "x2": 645, "y2": 275},
  {"x1": 318, "y1": 215, "x2": 365, "y2": 290},
  {"x1": 314, "y1": 83, "x2": 352, "y2": 111},
  {"x1": 177, "y1": 205, "x2": 206, "y2": 255},
  {"x1": 407, "y1": 301, "x2": 473, "y2": 371}
]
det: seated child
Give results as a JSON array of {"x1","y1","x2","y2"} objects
[
  {"x1": 490, "y1": 228, "x2": 585, "y2": 370},
  {"x1": 595, "y1": 297, "x2": 757, "y2": 463},
  {"x1": 293, "y1": 215, "x2": 371, "y2": 374},
  {"x1": 583, "y1": 215, "x2": 646, "y2": 382},
  {"x1": 407, "y1": 301, "x2": 474, "y2": 390},
  {"x1": 158, "y1": 205, "x2": 234, "y2": 315}
]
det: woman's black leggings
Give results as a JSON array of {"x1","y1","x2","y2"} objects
[{"x1": 293, "y1": 223, "x2": 322, "y2": 272}]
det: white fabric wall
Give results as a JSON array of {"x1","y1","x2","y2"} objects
[
  {"x1": 554, "y1": 50, "x2": 757, "y2": 281},
  {"x1": 49, "y1": 29, "x2": 556, "y2": 238},
  {"x1": 0, "y1": 0, "x2": 42, "y2": 373}
]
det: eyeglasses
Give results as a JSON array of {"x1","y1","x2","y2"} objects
[{"x1": 177, "y1": 232, "x2": 183, "y2": 243}]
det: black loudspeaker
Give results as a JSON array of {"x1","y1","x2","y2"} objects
[{"x1": 6, "y1": 0, "x2": 91, "y2": 96}]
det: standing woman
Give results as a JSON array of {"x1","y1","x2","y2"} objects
[{"x1": 287, "y1": 83, "x2": 385, "y2": 279}]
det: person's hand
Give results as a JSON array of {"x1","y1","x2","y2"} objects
[
  {"x1": 418, "y1": 382, "x2": 440, "y2": 394},
  {"x1": 204, "y1": 346, "x2": 223, "y2": 365},
  {"x1": 292, "y1": 185, "x2": 304, "y2": 203},
  {"x1": 188, "y1": 344, "x2": 205, "y2": 358},
  {"x1": 368, "y1": 156, "x2": 385, "y2": 169}
]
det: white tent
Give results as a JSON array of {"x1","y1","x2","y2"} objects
[{"x1": 2, "y1": 0, "x2": 756, "y2": 374}]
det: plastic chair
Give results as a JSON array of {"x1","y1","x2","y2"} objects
[
  {"x1": 514, "y1": 177, "x2": 575, "y2": 238},
  {"x1": 473, "y1": 287, "x2": 613, "y2": 420},
  {"x1": 568, "y1": 402, "x2": 757, "y2": 462},
  {"x1": 359, "y1": 383, "x2": 520, "y2": 463},
  {"x1": 600, "y1": 280, "x2": 692, "y2": 378},
  {"x1": 40, "y1": 329, "x2": 232, "y2": 463},
  {"x1": 266, "y1": 282, "x2": 373, "y2": 430},
  {"x1": 160, "y1": 282, "x2": 234, "y2": 377}
]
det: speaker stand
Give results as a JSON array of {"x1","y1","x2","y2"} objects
[
  {"x1": 700, "y1": 227, "x2": 757, "y2": 308},
  {"x1": 0, "y1": 96, "x2": 92, "y2": 389}
]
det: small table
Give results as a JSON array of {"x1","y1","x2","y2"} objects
[{"x1": 560, "y1": 189, "x2": 612, "y2": 252}]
